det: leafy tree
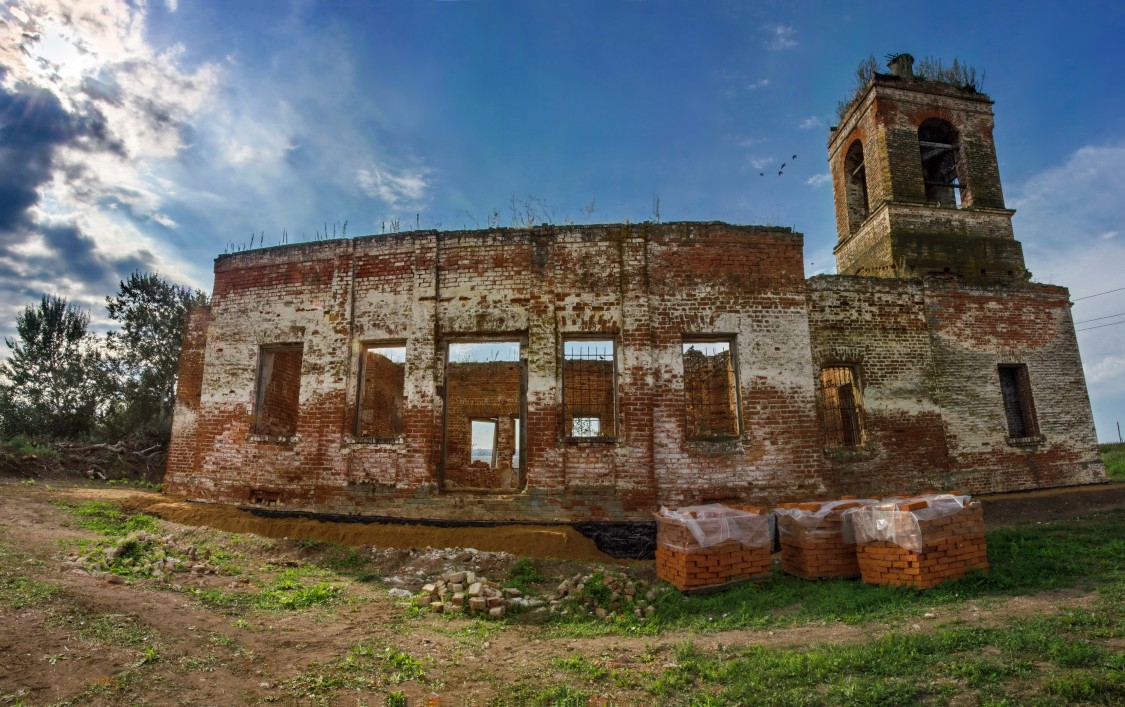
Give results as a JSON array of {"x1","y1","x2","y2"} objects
[
  {"x1": 104, "y1": 272, "x2": 209, "y2": 443},
  {"x1": 0, "y1": 295, "x2": 105, "y2": 439}
]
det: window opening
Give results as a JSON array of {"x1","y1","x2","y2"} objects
[
  {"x1": 682, "y1": 339, "x2": 740, "y2": 439},
  {"x1": 820, "y1": 366, "x2": 866, "y2": 448},
  {"x1": 253, "y1": 344, "x2": 303, "y2": 436},
  {"x1": 470, "y1": 419, "x2": 498, "y2": 467},
  {"x1": 563, "y1": 339, "x2": 616, "y2": 438},
  {"x1": 918, "y1": 119, "x2": 964, "y2": 207},
  {"x1": 443, "y1": 340, "x2": 524, "y2": 490},
  {"x1": 844, "y1": 140, "x2": 869, "y2": 232},
  {"x1": 356, "y1": 344, "x2": 405, "y2": 439},
  {"x1": 572, "y1": 417, "x2": 601, "y2": 437},
  {"x1": 998, "y1": 364, "x2": 1038, "y2": 438}
]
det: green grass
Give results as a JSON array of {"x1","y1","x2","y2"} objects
[
  {"x1": 506, "y1": 557, "x2": 547, "y2": 592},
  {"x1": 543, "y1": 511, "x2": 1125, "y2": 637},
  {"x1": 1, "y1": 434, "x2": 59, "y2": 460},
  {"x1": 488, "y1": 684, "x2": 590, "y2": 707},
  {"x1": 195, "y1": 567, "x2": 342, "y2": 613},
  {"x1": 319, "y1": 544, "x2": 382, "y2": 583},
  {"x1": 0, "y1": 534, "x2": 61, "y2": 609},
  {"x1": 1100, "y1": 442, "x2": 1125, "y2": 481},
  {"x1": 282, "y1": 642, "x2": 427, "y2": 704},
  {"x1": 641, "y1": 587, "x2": 1124, "y2": 706},
  {"x1": 64, "y1": 500, "x2": 160, "y2": 536}
]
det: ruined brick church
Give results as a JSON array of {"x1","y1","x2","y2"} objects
[{"x1": 165, "y1": 55, "x2": 1106, "y2": 524}]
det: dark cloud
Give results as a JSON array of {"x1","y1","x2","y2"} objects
[
  {"x1": 31, "y1": 223, "x2": 158, "y2": 290},
  {"x1": 0, "y1": 86, "x2": 74, "y2": 234},
  {"x1": 0, "y1": 83, "x2": 122, "y2": 237}
]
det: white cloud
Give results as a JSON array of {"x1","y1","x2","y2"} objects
[
  {"x1": 165, "y1": 0, "x2": 179, "y2": 11},
  {"x1": 748, "y1": 78, "x2": 769, "y2": 91},
  {"x1": 356, "y1": 166, "x2": 431, "y2": 209},
  {"x1": 1010, "y1": 142, "x2": 1125, "y2": 438},
  {"x1": 805, "y1": 173, "x2": 831, "y2": 188},
  {"x1": 763, "y1": 24, "x2": 796, "y2": 50},
  {"x1": 735, "y1": 136, "x2": 766, "y2": 148},
  {"x1": 798, "y1": 116, "x2": 824, "y2": 130},
  {"x1": 749, "y1": 156, "x2": 774, "y2": 170},
  {"x1": 1085, "y1": 355, "x2": 1125, "y2": 386}
]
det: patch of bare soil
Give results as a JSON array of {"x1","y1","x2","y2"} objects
[
  {"x1": 980, "y1": 482, "x2": 1125, "y2": 528},
  {"x1": 144, "y1": 498, "x2": 615, "y2": 563},
  {"x1": 1, "y1": 480, "x2": 1121, "y2": 706}
]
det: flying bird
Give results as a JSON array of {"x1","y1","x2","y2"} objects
[
  {"x1": 792, "y1": 154, "x2": 798, "y2": 159},
  {"x1": 779, "y1": 162, "x2": 787, "y2": 170}
]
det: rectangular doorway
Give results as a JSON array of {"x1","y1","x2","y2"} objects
[{"x1": 442, "y1": 341, "x2": 525, "y2": 490}]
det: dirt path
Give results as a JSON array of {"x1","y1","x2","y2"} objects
[{"x1": 1, "y1": 480, "x2": 1121, "y2": 705}]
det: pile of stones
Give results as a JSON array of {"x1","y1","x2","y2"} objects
[
  {"x1": 405, "y1": 568, "x2": 662, "y2": 622},
  {"x1": 63, "y1": 531, "x2": 222, "y2": 582},
  {"x1": 548, "y1": 572, "x2": 659, "y2": 620},
  {"x1": 409, "y1": 570, "x2": 543, "y2": 618}
]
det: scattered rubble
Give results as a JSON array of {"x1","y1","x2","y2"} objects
[
  {"x1": 62, "y1": 531, "x2": 223, "y2": 582},
  {"x1": 400, "y1": 568, "x2": 661, "y2": 622}
]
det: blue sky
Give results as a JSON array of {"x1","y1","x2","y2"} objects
[{"x1": 3, "y1": 1, "x2": 1125, "y2": 440}]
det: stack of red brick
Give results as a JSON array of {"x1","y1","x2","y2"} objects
[
  {"x1": 654, "y1": 505, "x2": 772, "y2": 592},
  {"x1": 851, "y1": 495, "x2": 988, "y2": 589},
  {"x1": 775, "y1": 498, "x2": 875, "y2": 579}
]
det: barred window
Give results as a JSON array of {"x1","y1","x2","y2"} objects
[
  {"x1": 356, "y1": 344, "x2": 405, "y2": 439},
  {"x1": 682, "y1": 339, "x2": 740, "y2": 439},
  {"x1": 253, "y1": 344, "x2": 303, "y2": 436},
  {"x1": 563, "y1": 340, "x2": 616, "y2": 439},
  {"x1": 820, "y1": 365, "x2": 866, "y2": 448},
  {"x1": 998, "y1": 364, "x2": 1039, "y2": 438}
]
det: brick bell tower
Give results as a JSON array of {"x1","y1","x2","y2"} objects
[{"x1": 828, "y1": 53, "x2": 1029, "y2": 282}]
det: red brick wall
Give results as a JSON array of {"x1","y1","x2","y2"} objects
[
  {"x1": 254, "y1": 346, "x2": 303, "y2": 436},
  {"x1": 358, "y1": 352, "x2": 404, "y2": 438},
  {"x1": 443, "y1": 361, "x2": 522, "y2": 489},
  {"x1": 165, "y1": 305, "x2": 211, "y2": 490},
  {"x1": 563, "y1": 358, "x2": 615, "y2": 436},
  {"x1": 829, "y1": 76, "x2": 1022, "y2": 281},
  {"x1": 164, "y1": 221, "x2": 1104, "y2": 521},
  {"x1": 807, "y1": 275, "x2": 1105, "y2": 497}
]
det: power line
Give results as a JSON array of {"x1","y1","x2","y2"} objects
[
  {"x1": 1073, "y1": 286, "x2": 1125, "y2": 302},
  {"x1": 1075, "y1": 319, "x2": 1125, "y2": 332},
  {"x1": 1074, "y1": 311, "x2": 1125, "y2": 325}
]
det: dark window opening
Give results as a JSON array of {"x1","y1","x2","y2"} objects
[
  {"x1": 563, "y1": 340, "x2": 616, "y2": 438},
  {"x1": 918, "y1": 119, "x2": 964, "y2": 207},
  {"x1": 820, "y1": 366, "x2": 866, "y2": 448},
  {"x1": 356, "y1": 344, "x2": 405, "y2": 439},
  {"x1": 682, "y1": 339, "x2": 740, "y2": 439},
  {"x1": 443, "y1": 341, "x2": 524, "y2": 490},
  {"x1": 253, "y1": 344, "x2": 303, "y2": 436},
  {"x1": 844, "y1": 140, "x2": 869, "y2": 232},
  {"x1": 999, "y1": 364, "x2": 1039, "y2": 438}
]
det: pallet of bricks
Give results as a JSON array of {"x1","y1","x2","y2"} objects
[
  {"x1": 774, "y1": 498, "x2": 877, "y2": 580},
  {"x1": 654, "y1": 504, "x2": 772, "y2": 592},
  {"x1": 850, "y1": 494, "x2": 988, "y2": 589}
]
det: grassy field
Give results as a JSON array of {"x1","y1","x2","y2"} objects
[
  {"x1": 1, "y1": 484, "x2": 1122, "y2": 705},
  {"x1": 1100, "y1": 442, "x2": 1125, "y2": 481}
]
